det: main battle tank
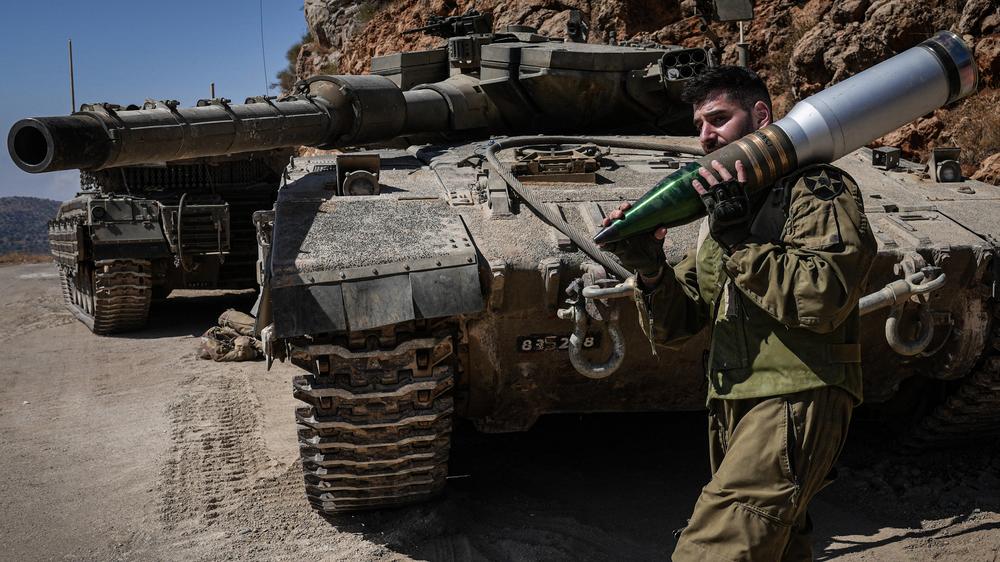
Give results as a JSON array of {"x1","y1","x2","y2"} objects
[
  {"x1": 9, "y1": 10, "x2": 998, "y2": 516},
  {"x1": 13, "y1": 98, "x2": 292, "y2": 334}
]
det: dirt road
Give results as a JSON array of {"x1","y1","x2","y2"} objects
[{"x1": 2, "y1": 262, "x2": 998, "y2": 561}]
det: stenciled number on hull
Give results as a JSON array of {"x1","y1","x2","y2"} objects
[{"x1": 517, "y1": 333, "x2": 601, "y2": 352}]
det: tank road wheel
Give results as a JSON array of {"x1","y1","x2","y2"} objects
[
  {"x1": 906, "y1": 303, "x2": 1000, "y2": 447},
  {"x1": 61, "y1": 259, "x2": 153, "y2": 335},
  {"x1": 291, "y1": 327, "x2": 456, "y2": 513}
]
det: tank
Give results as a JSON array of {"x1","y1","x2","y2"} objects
[
  {"x1": 8, "y1": 11, "x2": 998, "y2": 516},
  {"x1": 42, "y1": 134, "x2": 291, "y2": 334}
]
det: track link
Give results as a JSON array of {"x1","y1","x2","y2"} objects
[
  {"x1": 61, "y1": 259, "x2": 153, "y2": 335},
  {"x1": 907, "y1": 307, "x2": 1000, "y2": 446},
  {"x1": 292, "y1": 331, "x2": 455, "y2": 513}
]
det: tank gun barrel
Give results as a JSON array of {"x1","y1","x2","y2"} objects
[
  {"x1": 8, "y1": 97, "x2": 336, "y2": 173},
  {"x1": 8, "y1": 75, "x2": 460, "y2": 174},
  {"x1": 10, "y1": 8, "x2": 497, "y2": 175}
]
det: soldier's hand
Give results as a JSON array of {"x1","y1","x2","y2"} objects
[
  {"x1": 601, "y1": 202, "x2": 669, "y2": 240},
  {"x1": 600, "y1": 202, "x2": 668, "y2": 281},
  {"x1": 691, "y1": 160, "x2": 753, "y2": 252}
]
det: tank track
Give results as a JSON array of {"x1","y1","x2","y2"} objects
[
  {"x1": 60, "y1": 259, "x2": 153, "y2": 335},
  {"x1": 292, "y1": 330, "x2": 455, "y2": 513},
  {"x1": 906, "y1": 305, "x2": 1000, "y2": 446}
]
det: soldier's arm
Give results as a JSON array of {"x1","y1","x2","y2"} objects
[
  {"x1": 602, "y1": 202, "x2": 709, "y2": 347},
  {"x1": 640, "y1": 251, "x2": 710, "y2": 348},
  {"x1": 724, "y1": 167, "x2": 877, "y2": 333}
]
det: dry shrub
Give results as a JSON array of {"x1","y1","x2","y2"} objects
[
  {"x1": 274, "y1": 32, "x2": 314, "y2": 93},
  {"x1": 357, "y1": 1, "x2": 377, "y2": 24},
  {"x1": 0, "y1": 253, "x2": 52, "y2": 265},
  {"x1": 949, "y1": 88, "x2": 1000, "y2": 166},
  {"x1": 763, "y1": 11, "x2": 815, "y2": 118}
]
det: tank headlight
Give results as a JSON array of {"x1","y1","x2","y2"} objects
[{"x1": 930, "y1": 147, "x2": 963, "y2": 183}]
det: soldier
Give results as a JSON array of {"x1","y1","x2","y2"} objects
[{"x1": 602, "y1": 66, "x2": 877, "y2": 560}]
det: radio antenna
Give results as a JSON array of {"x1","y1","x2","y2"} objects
[
  {"x1": 259, "y1": 0, "x2": 270, "y2": 95},
  {"x1": 68, "y1": 38, "x2": 76, "y2": 112}
]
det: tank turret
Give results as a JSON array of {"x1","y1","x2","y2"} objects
[{"x1": 9, "y1": 13, "x2": 707, "y2": 174}]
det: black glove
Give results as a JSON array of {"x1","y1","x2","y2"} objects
[
  {"x1": 699, "y1": 178, "x2": 752, "y2": 252},
  {"x1": 603, "y1": 233, "x2": 666, "y2": 278}
]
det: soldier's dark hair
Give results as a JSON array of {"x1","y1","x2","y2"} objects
[{"x1": 680, "y1": 66, "x2": 772, "y2": 112}]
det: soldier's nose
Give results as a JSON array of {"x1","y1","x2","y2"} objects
[{"x1": 699, "y1": 127, "x2": 715, "y2": 149}]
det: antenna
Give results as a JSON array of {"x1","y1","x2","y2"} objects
[
  {"x1": 68, "y1": 38, "x2": 76, "y2": 112},
  {"x1": 736, "y1": 20, "x2": 749, "y2": 67},
  {"x1": 211, "y1": 82, "x2": 216, "y2": 98},
  {"x1": 259, "y1": 0, "x2": 270, "y2": 95}
]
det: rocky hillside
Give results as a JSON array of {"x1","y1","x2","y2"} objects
[
  {"x1": 0, "y1": 197, "x2": 60, "y2": 255},
  {"x1": 294, "y1": 0, "x2": 1000, "y2": 183}
]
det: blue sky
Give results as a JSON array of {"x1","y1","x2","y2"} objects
[{"x1": 0, "y1": 0, "x2": 308, "y2": 200}]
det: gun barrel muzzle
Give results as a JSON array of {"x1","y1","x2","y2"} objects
[{"x1": 8, "y1": 115, "x2": 112, "y2": 173}]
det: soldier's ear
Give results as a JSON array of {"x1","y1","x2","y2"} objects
[{"x1": 752, "y1": 100, "x2": 771, "y2": 129}]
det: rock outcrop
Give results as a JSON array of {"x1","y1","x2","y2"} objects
[
  {"x1": 973, "y1": 152, "x2": 1000, "y2": 184},
  {"x1": 291, "y1": 0, "x2": 1000, "y2": 183}
]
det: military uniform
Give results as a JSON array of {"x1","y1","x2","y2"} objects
[{"x1": 637, "y1": 164, "x2": 877, "y2": 561}]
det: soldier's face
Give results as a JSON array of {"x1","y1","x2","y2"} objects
[{"x1": 692, "y1": 91, "x2": 766, "y2": 153}]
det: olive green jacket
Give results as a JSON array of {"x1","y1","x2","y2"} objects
[{"x1": 638, "y1": 164, "x2": 877, "y2": 403}]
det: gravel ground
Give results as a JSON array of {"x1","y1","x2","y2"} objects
[{"x1": 1, "y1": 261, "x2": 998, "y2": 561}]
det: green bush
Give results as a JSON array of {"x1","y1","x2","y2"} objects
[
  {"x1": 357, "y1": 1, "x2": 377, "y2": 24},
  {"x1": 273, "y1": 32, "x2": 313, "y2": 93}
]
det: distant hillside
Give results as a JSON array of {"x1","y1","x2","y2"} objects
[{"x1": 0, "y1": 197, "x2": 61, "y2": 255}]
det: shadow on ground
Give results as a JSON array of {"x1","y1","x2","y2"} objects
[
  {"x1": 131, "y1": 290, "x2": 258, "y2": 339},
  {"x1": 312, "y1": 412, "x2": 1000, "y2": 561},
  {"x1": 326, "y1": 412, "x2": 707, "y2": 560},
  {"x1": 815, "y1": 415, "x2": 1000, "y2": 560}
]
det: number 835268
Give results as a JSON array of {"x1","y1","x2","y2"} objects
[{"x1": 516, "y1": 334, "x2": 600, "y2": 352}]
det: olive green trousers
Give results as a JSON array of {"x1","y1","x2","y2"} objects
[{"x1": 673, "y1": 386, "x2": 853, "y2": 562}]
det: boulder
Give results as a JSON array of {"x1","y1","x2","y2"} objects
[
  {"x1": 958, "y1": 0, "x2": 999, "y2": 35},
  {"x1": 976, "y1": 34, "x2": 1000, "y2": 87},
  {"x1": 972, "y1": 152, "x2": 1000, "y2": 186}
]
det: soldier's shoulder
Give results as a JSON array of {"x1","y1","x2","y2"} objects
[{"x1": 780, "y1": 164, "x2": 858, "y2": 201}]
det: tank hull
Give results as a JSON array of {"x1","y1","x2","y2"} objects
[
  {"x1": 262, "y1": 140, "x2": 997, "y2": 511},
  {"x1": 49, "y1": 150, "x2": 290, "y2": 334}
]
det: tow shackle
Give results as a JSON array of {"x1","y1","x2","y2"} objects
[
  {"x1": 557, "y1": 277, "x2": 636, "y2": 379},
  {"x1": 859, "y1": 267, "x2": 948, "y2": 356}
]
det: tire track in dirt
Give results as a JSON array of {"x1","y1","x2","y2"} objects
[
  {"x1": 153, "y1": 362, "x2": 679, "y2": 560},
  {"x1": 0, "y1": 290, "x2": 74, "y2": 339},
  {"x1": 155, "y1": 368, "x2": 389, "y2": 560},
  {"x1": 159, "y1": 373, "x2": 268, "y2": 531}
]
